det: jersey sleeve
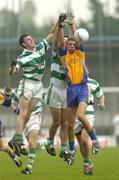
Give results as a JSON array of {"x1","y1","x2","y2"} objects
[
  {"x1": 95, "y1": 81, "x2": 104, "y2": 97},
  {"x1": 36, "y1": 38, "x2": 51, "y2": 55},
  {"x1": 11, "y1": 90, "x2": 19, "y2": 104},
  {"x1": 58, "y1": 47, "x2": 67, "y2": 57},
  {"x1": 52, "y1": 49, "x2": 58, "y2": 57}
]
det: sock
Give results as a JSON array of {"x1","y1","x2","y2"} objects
[
  {"x1": 9, "y1": 152, "x2": 15, "y2": 159},
  {"x1": 27, "y1": 148, "x2": 36, "y2": 171},
  {"x1": 88, "y1": 130, "x2": 97, "y2": 140},
  {"x1": 12, "y1": 133, "x2": 23, "y2": 145},
  {"x1": 84, "y1": 159, "x2": 90, "y2": 164},
  {"x1": 69, "y1": 140, "x2": 75, "y2": 151},
  {"x1": 60, "y1": 144, "x2": 68, "y2": 153},
  {"x1": 47, "y1": 138, "x2": 54, "y2": 145},
  {"x1": 37, "y1": 139, "x2": 48, "y2": 149}
]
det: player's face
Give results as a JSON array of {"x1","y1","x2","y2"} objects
[
  {"x1": 66, "y1": 40, "x2": 76, "y2": 53},
  {"x1": 22, "y1": 36, "x2": 36, "y2": 50}
]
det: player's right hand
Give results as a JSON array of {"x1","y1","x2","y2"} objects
[
  {"x1": 8, "y1": 67, "x2": 16, "y2": 75},
  {"x1": 59, "y1": 13, "x2": 67, "y2": 23}
]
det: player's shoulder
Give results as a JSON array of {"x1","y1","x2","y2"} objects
[
  {"x1": 17, "y1": 49, "x2": 31, "y2": 60},
  {"x1": 58, "y1": 47, "x2": 67, "y2": 56}
]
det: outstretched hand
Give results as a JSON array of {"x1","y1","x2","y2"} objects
[
  {"x1": 58, "y1": 13, "x2": 67, "y2": 28},
  {"x1": 59, "y1": 13, "x2": 67, "y2": 23},
  {"x1": 9, "y1": 61, "x2": 17, "y2": 75},
  {"x1": 65, "y1": 12, "x2": 74, "y2": 25}
]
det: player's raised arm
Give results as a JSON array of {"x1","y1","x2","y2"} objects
[
  {"x1": 46, "y1": 13, "x2": 67, "y2": 44},
  {"x1": 65, "y1": 12, "x2": 77, "y2": 33}
]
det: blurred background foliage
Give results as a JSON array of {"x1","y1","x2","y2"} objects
[{"x1": 0, "y1": 0, "x2": 119, "y2": 38}]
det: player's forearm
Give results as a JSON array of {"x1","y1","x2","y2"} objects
[
  {"x1": 99, "y1": 95, "x2": 105, "y2": 104},
  {"x1": 69, "y1": 24, "x2": 77, "y2": 34},
  {"x1": 11, "y1": 103, "x2": 20, "y2": 115},
  {"x1": 47, "y1": 21, "x2": 59, "y2": 43},
  {"x1": 47, "y1": 13, "x2": 66, "y2": 43},
  {"x1": 57, "y1": 26, "x2": 65, "y2": 48},
  {"x1": 10, "y1": 103, "x2": 17, "y2": 111},
  {"x1": 98, "y1": 95, "x2": 105, "y2": 110}
]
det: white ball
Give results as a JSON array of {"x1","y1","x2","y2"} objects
[{"x1": 74, "y1": 28, "x2": 89, "y2": 42}]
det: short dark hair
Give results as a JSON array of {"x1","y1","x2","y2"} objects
[
  {"x1": 67, "y1": 37, "x2": 75, "y2": 42},
  {"x1": 19, "y1": 34, "x2": 29, "y2": 48},
  {"x1": 66, "y1": 37, "x2": 76, "y2": 45}
]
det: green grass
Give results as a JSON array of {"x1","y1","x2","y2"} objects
[{"x1": 0, "y1": 147, "x2": 119, "y2": 180}]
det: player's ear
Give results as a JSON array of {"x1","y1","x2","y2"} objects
[{"x1": 22, "y1": 42, "x2": 26, "y2": 48}]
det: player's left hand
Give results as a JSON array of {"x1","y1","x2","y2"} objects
[
  {"x1": 98, "y1": 103, "x2": 105, "y2": 110},
  {"x1": 65, "y1": 12, "x2": 74, "y2": 25}
]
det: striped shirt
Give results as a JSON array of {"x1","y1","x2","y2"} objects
[
  {"x1": 16, "y1": 39, "x2": 50, "y2": 81},
  {"x1": 50, "y1": 50, "x2": 67, "y2": 88},
  {"x1": 86, "y1": 77, "x2": 104, "y2": 115}
]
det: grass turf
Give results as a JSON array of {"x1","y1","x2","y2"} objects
[{"x1": 0, "y1": 147, "x2": 119, "y2": 180}]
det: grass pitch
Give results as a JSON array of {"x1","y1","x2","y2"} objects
[{"x1": 0, "y1": 147, "x2": 119, "y2": 180}]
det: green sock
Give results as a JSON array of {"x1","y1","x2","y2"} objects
[
  {"x1": 60, "y1": 144, "x2": 68, "y2": 153},
  {"x1": 84, "y1": 159, "x2": 91, "y2": 164},
  {"x1": 27, "y1": 148, "x2": 36, "y2": 171},
  {"x1": 12, "y1": 133, "x2": 23, "y2": 145},
  {"x1": 37, "y1": 139, "x2": 48, "y2": 149},
  {"x1": 47, "y1": 138, "x2": 54, "y2": 145}
]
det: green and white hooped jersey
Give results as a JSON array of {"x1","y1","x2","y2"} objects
[
  {"x1": 87, "y1": 77, "x2": 104, "y2": 116},
  {"x1": 16, "y1": 39, "x2": 50, "y2": 81},
  {"x1": 50, "y1": 50, "x2": 67, "y2": 88},
  {"x1": 12, "y1": 89, "x2": 43, "y2": 115}
]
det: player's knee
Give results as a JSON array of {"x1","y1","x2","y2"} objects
[
  {"x1": 55, "y1": 121, "x2": 60, "y2": 127},
  {"x1": 68, "y1": 123, "x2": 74, "y2": 130},
  {"x1": 61, "y1": 120, "x2": 67, "y2": 128}
]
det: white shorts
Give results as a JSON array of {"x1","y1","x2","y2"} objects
[
  {"x1": 74, "y1": 114, "x2": 95, "y2": 135},
  {"x1": 24, "y1": 113, "x2": 42, "y2": 137},
  {"x1": 48, "y1": 86, "x2": 67, "y2": 109},
  {"x1": 17, "y1": 78, "x2": 45, "y2": 101}
]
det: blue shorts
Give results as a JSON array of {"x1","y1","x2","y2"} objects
[{"x1": 67, "y1": 83, "x2": 88, "y2": 107}]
